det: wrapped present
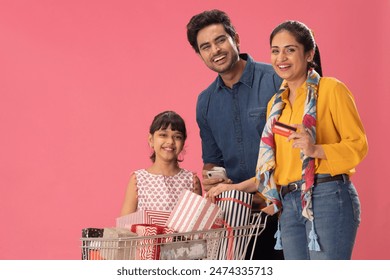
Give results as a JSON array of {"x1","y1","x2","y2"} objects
[
  {"x1": 82, "y1": 228, "x2": 104, "y2": 238},
  {"x1": 206, "y1": 211, "x2": 224, "y2": 260},
  {"x1": 99, "y1": 228, "x2": 138, "y2": 260},
  {"x1": 130, "y1": 224, "x2": 175, "y2": 260},
  {"x1": 165, "y1": 190, "x2": 221, "y2": 233},
  {"x1": 116, "y1": 210, "x2": 171, "y2": 228},
  {"x1": 81, "y1": 228, "x2": 104, "y2": 260},
  {"x1": 215, "y1": 190, "x2": 253, "y2": 260},
  {"x1": 88, "y1": 250, "x2": 104, "y2": 260}
]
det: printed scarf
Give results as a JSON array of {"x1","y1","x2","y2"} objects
[{"x1": 255, "y1": 69, "x2": 321, "y2": 251}]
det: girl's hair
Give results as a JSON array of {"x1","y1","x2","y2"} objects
[
  {"x1": 270, "y1": 20, "x2": 323, "y2": 76},
  {"x1": 149, "y1": 111, "x2": 187, "y2": 162}
]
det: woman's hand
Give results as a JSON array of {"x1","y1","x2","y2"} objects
[
  {"x1": 205, "y1": 177, "x2": 259, "y2": 202},
  {"x1": 205, "y1": 183, "x2": 235, "y2": 203},
  {"x1": 289, "y1": 124, "x2": 315, "y2": 156},
  {"x1": 288, "y1": 124, "x2": 322, "y2": 158}
]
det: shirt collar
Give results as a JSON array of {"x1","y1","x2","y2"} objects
[
  {"x1": 215, "y1": 53, "x2": 255, "y2": 90},
  {"x1": 280, "y1": 81, "x2": 308, "y2": 102}
]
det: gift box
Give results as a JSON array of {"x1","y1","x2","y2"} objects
[
  {"x1": 215, "y1": 190, "x2": 253, "y2": 260},
  {"x1": 130, "y1": 224, "x2": 175, "y2": 260},
  {"x1": 82, "y1": 228, "x2": 104, "y2": 238},
  {"x1": 81, "y1": 228, "x2": 104, "y2": 260},
  {"x1": 87, "y1": 250, "x2": 104, "y2": 260},
  {"x1": 206, "y1": 211, "x2": 224, "y2": 260},
  {"x1": 165, "y1": 190, "x2": 221, "y2": 233},
  {"x1": 116, "y1": 210, "x2": 171, "y2": 229},
  {"x1": 99, "y1": 228, "x2": 138, "y2": 260}
]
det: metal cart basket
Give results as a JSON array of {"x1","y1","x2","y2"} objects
[{"x1": 81, "y1": 212, "x2": 268, "y2": 260}]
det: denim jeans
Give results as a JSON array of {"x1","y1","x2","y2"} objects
[{"x1": 279, "y1": 178, "x2": 361, "y2": 259}]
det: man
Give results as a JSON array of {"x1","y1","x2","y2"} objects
[{"x1": 186, "y1": 9, "x2": 284, "y2": 260}]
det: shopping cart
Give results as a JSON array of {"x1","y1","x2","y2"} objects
[{"x1": 81, "y1": 212, "x2": 268, "y2": 260}]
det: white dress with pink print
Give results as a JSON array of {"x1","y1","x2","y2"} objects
[{"x1": 135, "y1": 168, "x2": 195, "y2": 211}]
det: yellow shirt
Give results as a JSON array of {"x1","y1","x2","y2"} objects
[{"x1": 268, "y1": 77, "x2": 368, "y2": 186}]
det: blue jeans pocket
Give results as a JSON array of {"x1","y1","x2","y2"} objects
[{"x1": 311, "y1": 182, "x2": 341, "y2": 219}]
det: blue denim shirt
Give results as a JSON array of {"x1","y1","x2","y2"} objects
[{"x1": 196, "y1": 54, "x2": 282, "y2": 183}]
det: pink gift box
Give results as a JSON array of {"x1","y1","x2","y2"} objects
[
  {"x1": 116, "y1": 210, "x2": 171, "y2": 229},
  {"x1": 165, "y1": 190, "x2": 221, "y2": 233},
  {"x1": 130, "y1": 224, "x2": 174, "y2": 260}
]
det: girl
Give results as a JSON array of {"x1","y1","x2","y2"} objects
[{"x1": 120, "y1": 111, "x2": 202, "y2": 215}]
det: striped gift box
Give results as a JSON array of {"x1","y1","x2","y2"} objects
[
  {"x1": 116, "y1": 210, "x2": 171, "y2": 229},
  {"x1": 215, "y1": 190, "x2": 253, "y2": 260},
  {"x1": 165, "y1": 190, "x2": 221, "y2": 233}
]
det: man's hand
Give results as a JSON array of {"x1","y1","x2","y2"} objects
[
  {"x1": 201, "y1": 169, "x2": 232, "y2": 191},
  {"x1": 201, "y1": 165, "x2": 232, "y2": 191}
]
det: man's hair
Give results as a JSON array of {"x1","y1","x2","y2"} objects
[{"x1": 186, "y1": 9, "x2": 237, "y2": 53}]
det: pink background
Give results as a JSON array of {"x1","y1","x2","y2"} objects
[{"x1": 0, "y1": 0, "x2": 389, "y2": 260}]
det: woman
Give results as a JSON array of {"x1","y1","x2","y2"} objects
[{"x1": 207, "y1": 20, "x2": 368, "y2": 259}]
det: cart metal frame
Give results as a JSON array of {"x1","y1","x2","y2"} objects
[{"x1": 81, "y1": 212, "x2": 268, "y2": 260}]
